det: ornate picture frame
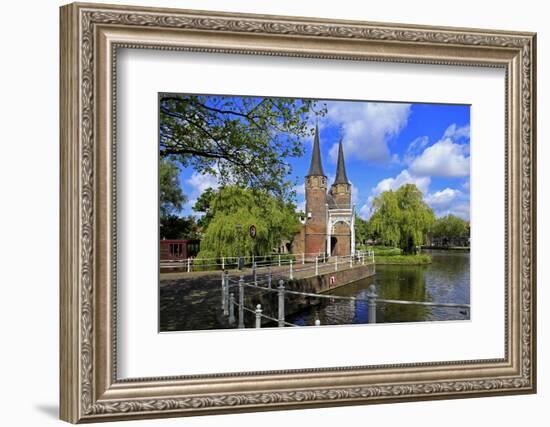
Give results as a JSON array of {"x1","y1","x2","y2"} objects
[{"x1": 60, "y1": 2, "x2": 536, "y2": 423}]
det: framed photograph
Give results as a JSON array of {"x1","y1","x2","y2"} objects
[{"x1": 60, "y1": 2, "x2": 536, "y2": 423}]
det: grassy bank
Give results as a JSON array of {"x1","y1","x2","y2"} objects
[
  {"x1": 360, "y1": 245, "x2": 401, "y2": 256},
  {"x1": 422, "y1": 246, "x2": 470, "y2": 252},
  {"x1": 358, "y1": 245, "x2": 432, "y2": 265},
  {"x1": 374, "y1": 254, "x2": 432, "y2": 265}
]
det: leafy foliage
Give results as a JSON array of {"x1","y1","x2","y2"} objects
[
  {"x1": 159, "y1": 158, "x2": 186, "y2": 220},
  {"x1": 197, "y1": 186, "x2": 300, "y2": 258},
  {"x1": 192, "y1": 187, "x2": 217, "y2": 229},
  {"x1": 354, "y1": 214, "x2": 369, "y2": 246},
  {"x1": 368, "y1": 184, "x2": 435, "y2": 254},
  {"x1": 160, "y1": 215, "x2": 199, "y2": 240},
  {"x1": 191, "y1": 249, "x2": 218, "y2": 271},
  {"x1": 431, "y1": 214, "x2": 469, "y2": 242},
  {"x1": 159, "y1": 159, "x2": 202, "y2": 239},
  {"x1": 160, "y1": 94, "x2": 326, "y2": 200}
]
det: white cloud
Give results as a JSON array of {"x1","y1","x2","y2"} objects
[
  {"x1": 404, "y1": 135, "x2": 429, "y2": 164},
  {"x1": 443, "y1": 123, "x2": 470, "y2": 141},
  {"x1": 425, "y1": 188, "x2": 461, "y2": 210},
  {"x1": 183, "y1": 172, "x2": 219, "y2": 214},
  {"x1": 293, "y1": 184, "x2": 305, "y2": 197},
  {"x1": 409, "y1": 138, "x2": 470, "y2": 177},
  {"x1": 357, "y1": 122, "x2": 471, "y2": 220},
  {"x1": 425, "y1": 188, "x2": 470, "y2": 220},
  {"x1": 446, "y1": 203, "x2": 470, "y2": 220},
  {"x1": 406, "y1": 123, "x2": 470, "y2": 178},
  {"x1": 321, "y1": 101, "x2": 411, "y2": 164},
  {"x1": 373, "y1": 169, "x2": 431, "y2": 195},
  {"x1": 357, "y1": 169, "x2": 431, "y2": 220},
  {"x1": 351, "y1": 182, "x2": 359, "y2": 205},
  {"x1": 406, "y1": 136, "x2": 430, "y2": 156},
  {"x1": 186, "y1": 172, "x2": 218, "y2": 195},
  {"x1": 359, "y1": 198, "x2": 373, "y2": 219}
]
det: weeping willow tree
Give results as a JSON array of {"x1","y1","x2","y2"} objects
[
  {"x1": 368, "y1": 184, "x2": 435, "y2": 254},
  {"x1": 196, "y1": 186, "x2": 300, "y2": 260}
]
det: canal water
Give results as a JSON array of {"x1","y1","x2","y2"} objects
[{"x1": 286, "y1": 250, "x2": 470, "y2": 326}]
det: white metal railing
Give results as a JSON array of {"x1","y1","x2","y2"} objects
[
  {"x1": 161, "y1": 250, "x2": 375, "y2": 273},
  {"x1": 162, "y1": 251, "x2": 326, "y2": 265},
  {"x1": 219, "y1": 272, "x2": 469, "y2": 329}
]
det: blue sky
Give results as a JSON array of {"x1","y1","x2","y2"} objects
[{"x1": 176, "y1": 99, "x2": 470, "y2": 221}]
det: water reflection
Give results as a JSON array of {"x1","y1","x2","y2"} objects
[{"x1": 286, "y1": 250, "x2": 470, "y2": 326}]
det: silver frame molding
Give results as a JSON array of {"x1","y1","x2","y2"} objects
[{"x1": 60, "y1": 2, "x2": 536, "y2": 423}]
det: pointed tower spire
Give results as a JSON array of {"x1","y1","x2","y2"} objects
[
  {"x1": 333, "y1": 140, "x2": 350, "y2": 185},
  {"x1": 306, "y1": 123, "x2": 325, "y2": 177}
]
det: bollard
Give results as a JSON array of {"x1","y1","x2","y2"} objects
[
  {"x1": 315, "y1": 256, "x2": 319, "y2": 276},
  {"x1": 255, "y1": 304, "x2": 262, "y2": 328},
  {"x1": 267, "y1": 266, "x2": 272, "y2": 288},
  {"x1": 372, "y1": 251, "x2": 375, "y2": 264},
  {"x1": 222, "y1": 256, "x2": 225, "y2": 270},
  {"x1": 229, "y1": 293, "x2": 235, "y2": 325},
  {"x1": 289, "y1": 259, "x2": 293, "y2": 280},
  {"x1": 277, "y1": 280, "x2": 285, "y2": 327},
  {"x1": 223, "y1": 271, "x2": 229, "y2": 315},
  {"x1": 220, "y1": 271, "x2": 226, "y2": 311},
  {"x1": 253, "y1": 262, "x2": 257, "y2": 286},
  {"x1": 335, "y1": 255, "x2": 338, "y2": 271},
  {"x1": 315, "y1": 318, "x2": 321, "y2": 326},
  {"x1": 302, "y1": 253, "x2": 305, "y2": 265},
  {"x1": 367, "y1": 284, "x2": 378, "y2": 324},
  {"x1": 238, "y1": 276, "x2": 245, "y2": 328},
  {"x1": 362, "y1": 252, "x2": 365, "y2": 265},
  {"x1": 278, "y1": 254, "x2": 281, "y2": 267},
  {"x1": 187, "y1": 258, "x2": 191, "y2": 273}
]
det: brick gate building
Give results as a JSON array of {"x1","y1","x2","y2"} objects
[{"x1": 292, "y1": 125, "x2": 355, "y2": 258}]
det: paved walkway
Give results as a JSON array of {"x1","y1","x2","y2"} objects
[
  {"x1": 159, "y1": 260, "x2": 370, "y2": 332},
  {"x1": 160, "y1": 258, "x2": 358, "y2": 282}
]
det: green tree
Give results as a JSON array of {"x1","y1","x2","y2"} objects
[
  {"x1": 159, "y1": 158, "x2": 186, "y2": 220},
  {"x1": 159, "y1": 159, "x2": 201, "y2": 239},
  {"x1": 192, "y1": 187, "x2": 216, "y2": 229},
  {"x1": 160, "y1": 215, "x2": 199, "y2": 240},
  {"x1": 160, "y1": 94, "x2": 326, "y2": 200},
  {"x1": 197, "y1": 186, "x2": 300, "y2": 258},
  {"x1": 368, "y1": 184, "x2": 435, "y2": 254},
  {"x1": 354, "y1": 214, "x2": 369, "y2": 247},
  {"x1": 431, "y1": 214, "x2": 468, "y2": 244}
]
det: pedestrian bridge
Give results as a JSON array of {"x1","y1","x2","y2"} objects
[{"x1": 160, "y1": 250, "x2": 375, "y2": 278}]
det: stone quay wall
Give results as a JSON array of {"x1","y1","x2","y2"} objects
[{"x1": 288, "y1": 263, "x2": 376, "y2": 294}]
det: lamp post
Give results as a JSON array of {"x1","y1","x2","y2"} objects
[{"x1": 236, "y1": 223, "x2": 243, "y2": 270}]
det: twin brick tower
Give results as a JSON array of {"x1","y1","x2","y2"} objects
[{"x1": 292, "y1": 124, "x2": 355, "y2": 259}]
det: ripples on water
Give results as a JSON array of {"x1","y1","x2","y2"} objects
[{"x1": 286, "y1": 250, "x2": 470, "y2": 326}]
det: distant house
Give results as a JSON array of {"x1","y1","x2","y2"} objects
[{"x1": 160, "y1": 239, "x2": 200, "y2": 261}]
